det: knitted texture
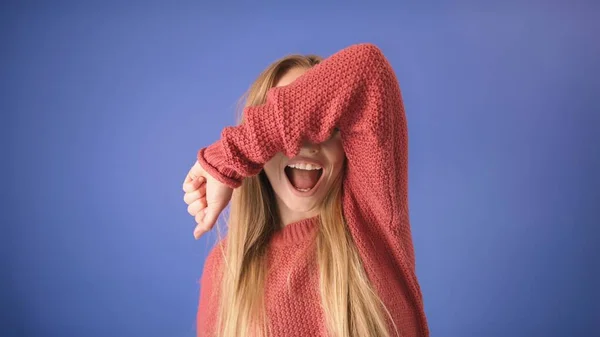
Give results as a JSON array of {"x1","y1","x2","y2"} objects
[{"x1": 196, "y1": 43, "x2": 429, "y2": 336}]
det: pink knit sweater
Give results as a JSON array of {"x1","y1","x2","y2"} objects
[{"x1": 196, "y1": 43, "x2": 428, "y2": 336}]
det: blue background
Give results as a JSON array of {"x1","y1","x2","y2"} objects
[{"x1": 2, "y1": 1, "x2": 598, "y2": 336}]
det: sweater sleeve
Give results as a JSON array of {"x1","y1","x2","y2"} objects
[{"x1": 197, "y1": 42, "x2": 414, "y2": 262}]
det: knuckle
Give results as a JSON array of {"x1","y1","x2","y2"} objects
[
  {"x1": 187, "y1": 204, "x2": 196, "y2": 216},
  {"x1": 184, "y1": 191, "x2": 200, "y2": 204}
]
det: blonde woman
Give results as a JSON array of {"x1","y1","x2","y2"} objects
[{"x1": 182, "y1": 43, "x2": 429, "y2": 337}]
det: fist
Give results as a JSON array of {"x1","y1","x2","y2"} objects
[{"x1": 182, "y1": 161, "x2": 233, "y2": 239}]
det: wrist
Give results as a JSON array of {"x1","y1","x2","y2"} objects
[{"x1": 197, "y1": 141, "x2": 244, "y2": 188}]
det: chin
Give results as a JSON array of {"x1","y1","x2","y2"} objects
[
  {"x1": 286, "y1": 201, "x2": 320, "y2": 213},
  {"x1": 279, "y1": 188, "x2": 327, "y2": 213}
]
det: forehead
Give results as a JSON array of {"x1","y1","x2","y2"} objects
[{"x1": 275, "y1": 67, "x2": 308, "y2": 87}]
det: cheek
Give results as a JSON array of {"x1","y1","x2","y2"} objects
[
  {"x1": 330, "y1": 136, "x2": 346, "y2": 160},
  {"x1": 323, "y1": 139, "x2": 346, "y2": 173},
  {"x1": 263, "y1": 154, "x2": 284, "y2": 184}
]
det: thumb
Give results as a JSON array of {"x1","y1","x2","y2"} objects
[
  {"x1": 202, "y1": 204, "x2": 223, "y2": 230},
  {"x1": 193, "y1": 207, "x2": 219, "y2": 240}
]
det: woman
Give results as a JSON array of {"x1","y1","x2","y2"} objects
[{"x1": 182, "y1": 43, "x2": 429, "y2": 337}]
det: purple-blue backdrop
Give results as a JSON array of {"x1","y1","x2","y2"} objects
[{"x1": 2, "y1": 2, "x2": 598, "y2": 336}]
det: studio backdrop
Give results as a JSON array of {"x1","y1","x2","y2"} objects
[{"x1": 2, "y1": 2, "x2": 598, "y2": 337}]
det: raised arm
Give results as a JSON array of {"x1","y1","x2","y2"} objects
[{"x1": 198, "y1": 42, "x2": 411, "y2": 258}]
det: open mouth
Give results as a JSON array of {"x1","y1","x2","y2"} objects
[{"x1": 284, "y1": 165, "x2": 324, "y2": 193}]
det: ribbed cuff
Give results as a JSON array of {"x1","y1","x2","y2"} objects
[{"x1": 197, "y1": 141, "x2": 244, "y2": 189}]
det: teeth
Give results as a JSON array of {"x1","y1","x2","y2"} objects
[
  {"x1": 296, "y1": 187, "x2": 311, "y2": 192},
  {"x1": 287, "y1": 163, "x2": 322, "y2": 170}
]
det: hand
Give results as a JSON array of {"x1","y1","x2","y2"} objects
[{"x1": 182, "y1": 161, "x2": 233, "y2": 239}]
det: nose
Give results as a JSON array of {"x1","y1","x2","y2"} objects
[{"x1": 300, "y1": 140, "x2": 320, "y2": 155}]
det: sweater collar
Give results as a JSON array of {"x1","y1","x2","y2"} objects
[{"x1": 270, "y1": 215, "x2": 319, "y2": 248}]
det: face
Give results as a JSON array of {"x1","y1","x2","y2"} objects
[{"x1": 263, "y1": 67, "x2": 346, "y2": 226}]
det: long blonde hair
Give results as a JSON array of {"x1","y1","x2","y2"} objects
[{"x1": 212, "y1": 54, "x2": 398, "y2": 337}]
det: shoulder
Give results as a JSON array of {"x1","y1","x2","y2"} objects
[{"x1": 201, "y1": 236, "x2": 228, "y2": 281}]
